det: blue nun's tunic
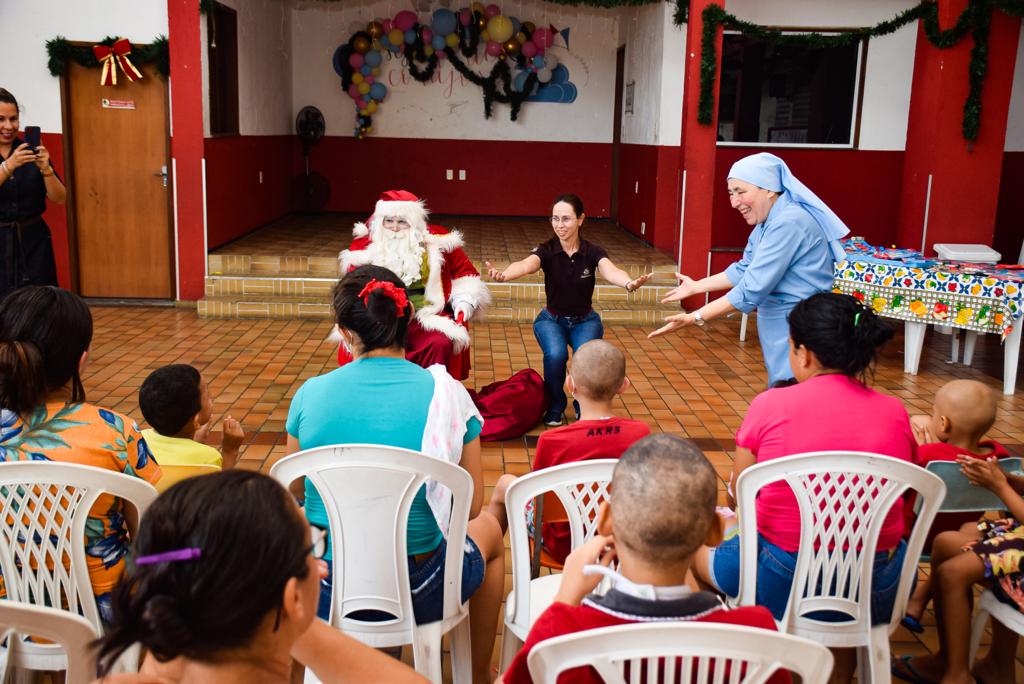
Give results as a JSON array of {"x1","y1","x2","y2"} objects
[{"x1": 724, "y1": 192, "x2": 837, "y2": 385}]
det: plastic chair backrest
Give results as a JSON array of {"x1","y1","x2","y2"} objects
[
  {"x1": 269, "y1": 444, "x2": 473, "y2": 635},
  {"x1": 735, "y1": 452, "x2": 945, "y2": 638},
  {"x1": 0, "y1": 462, "x2": 158, "y2": 630},
  {"x1": 506, "y1": 460, "x2": 615, "y2": 627},
  {"x1": 154, "y1": 463, "x2": 221, "y2": 494},
  {"x1": 914, "y1": 458, "x2": 1022, "y2": 513},
  {"x1": 0, "y1": 601, "x2": 99, "y2": 684},
  {"x1": 526, "y1": 622, "x2": 834, "y2": 684}
]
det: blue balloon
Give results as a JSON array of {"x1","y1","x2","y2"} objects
[
  {"x1": 533, "y1": 56, "x2": 545, "y2": 69},
  {"x1": 432, "y1": 34, "x2": 446, "y2": 51},
  {"x1": 404, "y1": 29, "x2": 417, "y2": 45},
  {"x1": 332, "y1": 44, "x2": 351, "y2": 77},
  {"x1": 509, "y1": 16, "x2": 521, "y2": 34},
  {"x1": 431, "y1": 8, "x2": 458, "y2": 36},
  {"x1": 380, "y1": 35, "x2": 391, "y2": 48},
  {"x1": 364, "y1": 50, "x2": 382, "y2": 67},
  {"x1": 360, "y1": 65, "x2": 371, "y2": 76},
  {"x1": 369, "y1": 82, "x2": 388, "y2": 101}
]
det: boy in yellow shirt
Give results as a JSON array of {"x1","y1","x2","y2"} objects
[{"x1": 139, "y1": 364, "x2": 243, "y2": 469}]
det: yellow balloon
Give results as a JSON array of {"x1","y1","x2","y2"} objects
[
  {"x1": 357, "y1": 81, "x2": 371, "y2": 95},
  {"x1": 371, "y1": 67, "x2": 381, "y2": 76},
  {"x1": 487, "y1": 15, "x2": 514, "y2": 43},
  {"x1": 367, "y1": 101, "x2": 378, "y2": 113},
  {"x1": 481, "y1": 30, "x2": 490, "y2": 42},
  {"x1": 424, "y1": 45, "x2": 434, "y2": 56},
  {"x1": 445, "y1": 33, "x2": 459, "y2": 47},
  {"x1": 388, "y1": 28, "x2": 404, "y2": 46},
  {"x1": 359, "y1": 108, "x2": 369, "y2": 116},
  {"x1": 515, "y1": 31, "x2": 527, "y2": 43},
  {"x1": 352, "y1": 73, "x2": 364, "y2": 84},
  {"x1": 471, "y1": 2, "x2": 485, "y2": 15}
]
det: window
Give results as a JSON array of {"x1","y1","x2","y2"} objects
[
  {"x1": 717, "y1": 33, "x2": 863, "y2": 147},
  {"x1": 207, "y1": 2, "x2": 239, "y2": 136}
]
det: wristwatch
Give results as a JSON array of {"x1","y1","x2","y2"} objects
[{"x1": 693, "y1": 310, "x2": 706, "y2": 327}]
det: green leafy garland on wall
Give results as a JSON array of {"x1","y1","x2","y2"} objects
[
  {"x1": 45, "y1": 36, "x2": 170, "y2": 78},
  {"x1": 692, "y1": 0, "x2": 1024, "y2": 142}
]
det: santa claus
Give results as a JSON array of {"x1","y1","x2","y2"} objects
[{"x1": 337, "y1": 189, "x2": 490, "y2": 378}]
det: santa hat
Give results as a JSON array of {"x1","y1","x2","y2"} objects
[{"x1": 352, "y1": 189, "x2": 430, "y2": 239}]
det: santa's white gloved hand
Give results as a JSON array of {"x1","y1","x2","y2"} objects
[{"x1": 453, "y1": 303, "x2": 474, "y2": 322}]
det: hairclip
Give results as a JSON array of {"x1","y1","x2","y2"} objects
[
  {"x1": 358, "y1": 279, "x2": 408, "y2": 318},
  {"x1": 853, "y1": 312, "x2": 862, "y2": 327},
  {"x1": 135, "y1": 547, "x2": 202, "y2": 566}
]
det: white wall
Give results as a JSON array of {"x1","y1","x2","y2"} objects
[
  {"x1": 200, "y1": 0, "x2": 293, "y2": 136},
  {"x1": 289, "y1": 0, "x2": 617, "y2": 142},
  {"x1": 1005, "y1": 21, "x2": 1024, "y2": 152},
  {"x1": 723, "y1": 0, "x2": 920, "y2": 151},
  {"x1": 0, "y1": 1, "x2": 168, "y2": 133},
  {"x1": 618, "y1": 2, "x2": 685, "y2": 147}
]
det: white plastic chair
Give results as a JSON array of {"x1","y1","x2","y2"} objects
[
  {"x1": 0, "y1": 461, "x2": 157, "y2": 674},
  {"x1": 526, "y1": 622, "x2": 835, "y2": 684},
  {"x1": 968, "y1": 588, "x2": 1024, "y2": 662},
  {"x1": 734, "y1": 452, "x2": 946, "y2": 683},
  {"x1": 269, "y1": 444, "x2": 473, "y2": 684},
  {"x1": 0, "y1": 602, "x2": 99, "y2": 684},
  {"x1": 501, "y1": 459, "x2": 616, "y2": 670}
]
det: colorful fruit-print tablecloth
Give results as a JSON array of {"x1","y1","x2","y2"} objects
[{"x1": 832, "y1": 260, "x2": 1023, "y2": 339}]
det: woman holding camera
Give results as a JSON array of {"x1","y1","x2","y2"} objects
[{"x1": 0, "y1": 88, "x2": 65, "y2": 300}]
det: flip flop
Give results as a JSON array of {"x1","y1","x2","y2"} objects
[
  {"x1": 900, "y1": 614, "x2": 925, "y2": 633},
  {"x1": 891, "y1": 655, "x2": 938, "y2": 684}
]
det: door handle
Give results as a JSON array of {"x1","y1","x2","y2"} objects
[{"x1": 153, "y1": 165, "x2": 167, "y2": 188}]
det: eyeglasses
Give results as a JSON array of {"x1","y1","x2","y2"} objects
[
  {"x1": 307, "y1": 525, "x2": 328, "y2": 561},
  {"x1": 550, "y1": 216, "x2": 576, "y2": 225}
]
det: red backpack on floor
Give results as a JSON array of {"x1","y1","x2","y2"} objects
[{"x1": 468, "y1": 369, "x2": 548, "y2": 441}]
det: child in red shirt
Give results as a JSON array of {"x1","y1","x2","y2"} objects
[
  {"x1": 901, "y1": 378, "x2": 1010, "y2": 633},
  {"x1": 501, "y1": 435, "x2": 788, "y2": 684},
  {"x1": 530, "y1": 340, "x2": 649, "y2": 562}
]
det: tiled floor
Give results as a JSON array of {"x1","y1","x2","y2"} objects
[{"x1": 83, "y1": 303, "x2": 1024, "y2": 676}]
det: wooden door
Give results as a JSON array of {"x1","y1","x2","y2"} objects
[
  {"x1": 610, "y1": 46, "x2": 625, "y2": 222},
  {"x1": 66, "y1": 61, "x2": 173, "y2": 298}
]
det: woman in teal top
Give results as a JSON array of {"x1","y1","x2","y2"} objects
[{"x1": 286, "y1": 265, "x2": 507, "y2": 683}]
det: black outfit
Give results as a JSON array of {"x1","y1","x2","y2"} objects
[
  {"x1": 0, "y1": 137, "x2": 59, "y2": 301},
  {"x1": 531, "y1": 236, "x2": 608, "y2": 318}
]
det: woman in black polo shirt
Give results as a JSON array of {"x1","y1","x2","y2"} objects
[
  {"x1": 486, "y1": 194, "x2": 651, "y2": 426},
  {"x1": 0, "y1": 89, "x2": 65, "y2": 301}
]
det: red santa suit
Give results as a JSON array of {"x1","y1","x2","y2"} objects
[{"x1": 337, "y1": 190, "x2": 490, "y2": 379}]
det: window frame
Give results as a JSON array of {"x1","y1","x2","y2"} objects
[{"x1": 716, "y1": 28, "x2": 868, "y2": 151}]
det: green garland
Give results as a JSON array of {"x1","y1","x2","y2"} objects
[
  {"x1": 45, "y1": 36, "x2": 170, "y2": 78},
  {"x1": 693, "y1": 0, "x2": 1024, "y2": 141}
]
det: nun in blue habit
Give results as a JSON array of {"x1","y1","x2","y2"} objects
[{"x1": 649, "y1": 153, "x2": 849, "y2": 385}]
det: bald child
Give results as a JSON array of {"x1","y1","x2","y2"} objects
[
  {"x1": 531, "y1": 340, "x2": 650, "y2": 563},
  {"x1": 501, "y1": 436, "x2": 785, "y2": 684}
]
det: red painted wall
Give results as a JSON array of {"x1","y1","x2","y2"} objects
[
  {"x1": 711, "y1": 148, "x2": 905, "y2": 249},
  {"x1": 303, "y1": 136, "x2": 612, "y2": 218},
  {"x1": 615, "y1": 143, "x2": 680, "y2": 254},
  {"x1": 205, "y1": 136, "x2": 293, "y2": 249},
  {"x1": 994, "y1": 151, "x2": 1024, "y2": 263},
  {"x1": 40, "y1": 132, "x2": 71, "y2": 289}
]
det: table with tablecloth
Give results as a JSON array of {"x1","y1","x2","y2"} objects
[{"x1": 831, "y1": 240, "x2": 1024, "y2": 394}]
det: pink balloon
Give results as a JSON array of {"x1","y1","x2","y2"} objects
[
  {"x1": 485, "y1": 40, "x2": 502, "y2": 57},
  {"x1": 459, "y1": 8, "x2": 471, "y2": 26},
  {"x1": 532, "y1": 27, "x2": 553, "y2": 48},
  {"x1": 382, "y1": 19, "x2": 393, "y2": 33},
  {"x1": 437, "y1": 48, "x2": 447, "y2": 59},
  {"x1": 365, "y1": 75, "x2": 375, "y2": 84},
  {"x1": 485, "y1": 4, "x2": 501, "y2": 18},
  {"x1": 394, "y1": 10, "x2": 417, "y2": 32},
  {"x1": 348, "y1": 84, "x2": 360, "y2": 99},
  {"x1": 521, "y1": 41, "x2": 537, "y2": 57},
  {"x1": 421, "y1": 27, "x2": 433, "y2": 43},
  {"x1": 348, "y1": 53, "x2": 364, "y2": 69},
  {"x1": 356, "y1": 98, "x2": 367, "y2": 108}
]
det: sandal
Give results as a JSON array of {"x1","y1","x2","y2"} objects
[
  {"x1": 900, "y1": 614, "x2": 925, "y2": 634},
  {"x1": 891, "y1": 655, "x2": 939, "y2": 684}
]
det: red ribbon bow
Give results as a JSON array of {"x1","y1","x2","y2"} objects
[
  {"x1": 92, "y1": 38, "x2": 144, "y2": 87},
  {"x1": 358, "y1": 279, "x2": 408, "y2": 317}
]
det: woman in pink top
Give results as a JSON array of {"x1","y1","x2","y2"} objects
[{"x1": 695, "y1": 292, "x2": 916, "y2": 683}]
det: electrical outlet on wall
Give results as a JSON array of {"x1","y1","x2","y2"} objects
[
  {"x1": 634, "y1": 181, "x2": 639, "y2": 193},
  {"x1": 259, "y1": 171, "x2": 263, "y2": 184},
  {"x1": 641, "y1": 222, "x2": 646, "y2": 235},
  {"x1": 459, "y1": 169, "x2": 466, "y2": 180},
  {"x1": 446, "y1": 169, "x2": 454, "y2": 180}
]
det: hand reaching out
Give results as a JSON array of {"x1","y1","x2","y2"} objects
[
  {"x1": 483, "y1": 260, "x2": 506, "y2": 282},
  {"x1": 661, "y1": 273, "x2": 698, "y2": 303},
  {"x1": 647, "y1": 312, "x2": 696, "y2": 339},
  {"x1": 626, "y1": 272, "x2": 653, "y2": 292}
]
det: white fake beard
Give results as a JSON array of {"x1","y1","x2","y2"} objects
[{"x1": 376, "y1": 227, "x2": 427, "y2": 286}]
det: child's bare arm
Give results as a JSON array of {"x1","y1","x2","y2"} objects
[
  {"x1": 553, "y1": 534, "x2": 616, "y2": 606},
  {"x1": 219, "y1": 416, "x2": 244, "y2": 469}
]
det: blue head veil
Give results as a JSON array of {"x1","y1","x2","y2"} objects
[{"x1": 727, "y1": 152, "x2": 848, "y2": 262}]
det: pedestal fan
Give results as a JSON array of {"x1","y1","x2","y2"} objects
[{"x1": 293, "y1": 106, "x2": 330, "y2": 213}]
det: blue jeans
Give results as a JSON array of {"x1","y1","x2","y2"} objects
[
  {"x1": 533, "y1": 309, "x2": 604, "y2": 418},
  {"x1": 708, "y1": 533, "x2": 910, "y2": 623}
]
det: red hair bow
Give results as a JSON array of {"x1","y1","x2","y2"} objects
[{"x1": 358, "y1": 279, "x2": 408, "y2": 317}]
